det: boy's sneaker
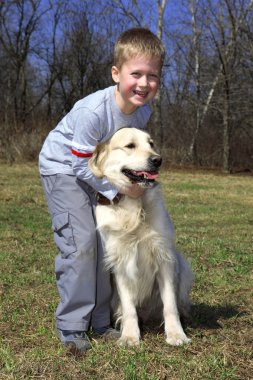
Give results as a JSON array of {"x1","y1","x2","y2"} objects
[
  {"x1": 56, "y1": 328, "x2": 92, "y2": 353},
  {"x1": 92, "y1": 325, "x2": 121, "y2": 339}
]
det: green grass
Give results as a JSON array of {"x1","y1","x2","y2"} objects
[{"x1": 0, "y1": 163, "x2": 252, "y2": 380}]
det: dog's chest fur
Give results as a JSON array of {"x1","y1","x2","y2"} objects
[{"x1": 96, "y1": 188, "x2": 171, "y2": 299}]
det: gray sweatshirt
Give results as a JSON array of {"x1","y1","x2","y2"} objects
[{"x1": 39, "y1": 85, "x2": 152, "y2": 200}]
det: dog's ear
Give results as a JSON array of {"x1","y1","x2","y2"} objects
[{"x1": 88, "y1": 143, "x2": 107, "y2": 178}]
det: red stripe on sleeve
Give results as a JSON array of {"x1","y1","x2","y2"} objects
[{"x1": 71, "y1": 149, "x2": 93, "y2": 158}]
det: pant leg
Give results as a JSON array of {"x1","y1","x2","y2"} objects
[
  {"x1": 76, "y1": 179, "x2": 112, "y2": 329},
  {"x1": 41, "y1": 174, "x2": 111, "y2": 331}
]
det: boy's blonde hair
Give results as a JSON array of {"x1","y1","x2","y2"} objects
[{"x1": 114, "y1": 28, "x2": 165, "y2": 70}]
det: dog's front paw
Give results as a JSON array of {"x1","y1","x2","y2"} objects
[
  {"x1": 118, "y1": 335, "x2": 140, "y2": 347},
  {"x1": 166, "y1": 333, "x2": 191, "y2": 346}
]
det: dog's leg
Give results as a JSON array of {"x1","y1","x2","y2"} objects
[
  {"x1": 157, "y1": 262, "x2": 191, "y2": 346},
  {"x1": 115, "y1": 273, "x2": 140, "y2": 346}
]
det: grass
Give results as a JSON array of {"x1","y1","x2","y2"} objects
[{"x1": 0, "y1": 163, "x2": 252, "y2": 380}]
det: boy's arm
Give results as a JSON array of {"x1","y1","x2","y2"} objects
[{"x1": 71, "y1": 109, "x2": 118, "y2": 200}]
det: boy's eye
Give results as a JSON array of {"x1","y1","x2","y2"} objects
[
  {"x1": 125, "y1": 143, "x2": 136, "y2": 149},
  {"x1": 149, "y1": 74, "x2": 159, "y2": 80},
  {"x1": 131, "y1": 72, "x2": 140, "y2": 77}
]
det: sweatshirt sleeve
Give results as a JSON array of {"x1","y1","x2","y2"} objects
[{"x1": 70, "y1": 108, "x2": 118, "y2": 200}]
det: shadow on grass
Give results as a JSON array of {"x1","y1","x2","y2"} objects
[
  {"x1": 187, "y1": 303, "x2": 242, "y2": 329},
  {"x1": 141, "y1": 303, "x2": 243, "y2": 335}
]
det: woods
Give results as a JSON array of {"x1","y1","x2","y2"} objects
[{"x1": 0, "y1": 0, "x2": 252, "y2": 171}]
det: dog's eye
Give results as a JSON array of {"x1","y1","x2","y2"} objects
[
  {"x1": 149, "y1": 140, "x2": 154, "y2": 148},
  {"x1": 125, "y1": 143, "x2": 136, "y2": 149}
]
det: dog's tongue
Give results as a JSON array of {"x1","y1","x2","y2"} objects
[{"x1": 134, "y1": 170, "x2": 159, "y2": 179}]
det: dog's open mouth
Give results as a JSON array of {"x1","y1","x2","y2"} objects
[{"x1": 122, "y1": 168, "x2": 159, "y2": 184}]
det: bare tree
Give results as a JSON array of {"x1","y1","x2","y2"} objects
[
  {"x1": 111, "y1": 0, "x2": 145, "y2": 26},
  {"x1": 152, "y1": 0, "x2": 167, "y2": 147},
  {"x1": 206, "y1": 0, "x2": 253, "y2": 171},
  {"x1": 175, "y1": 0, "x2": 253, "y2": 171},
  {"x1": 187, "y1": 0, "x2": 201, "y2": 163},
  {"x1": 0, "y1": 0, "x2": 50, "y2": 126}
]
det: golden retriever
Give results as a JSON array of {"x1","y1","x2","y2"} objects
[{"x1": 89, "y1": 127, "x2": 193, "y2": 346}]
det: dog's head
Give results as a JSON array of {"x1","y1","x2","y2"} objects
[{"x1": 89, "y1": 128, "x2": 162, "y2": 189}]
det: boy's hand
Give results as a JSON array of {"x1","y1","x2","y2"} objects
[{"x1": 120, "y1": 183, "x2": 145, "y2": 198}]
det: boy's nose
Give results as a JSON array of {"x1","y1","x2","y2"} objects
[{"x1": 138, "y1": 76, "x2": 148, "y2": 87}]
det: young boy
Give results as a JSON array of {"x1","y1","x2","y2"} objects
[{"x1": 39, "y1": 28, "x2": 165, "y2": 352}]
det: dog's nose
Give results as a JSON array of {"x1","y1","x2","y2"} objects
[{"x1": 149, "y1": 155, "x2": 162, "y2": 168}]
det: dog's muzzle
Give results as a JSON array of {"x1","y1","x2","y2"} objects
[
  {"x1": 122, "y1": 154, "x2": 162, "y2": 186},
  {"x1": 148, "y1": 155, "x2": 162, "y2": 170}
]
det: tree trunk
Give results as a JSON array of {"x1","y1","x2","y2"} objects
[
  {"x1": 222, "y1": 79, "x2": 231, "y2": 172},
  {"x1": 155, "y1": 0, "x2": 167, "y2": 148}
]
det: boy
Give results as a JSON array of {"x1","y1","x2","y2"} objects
[{"x1": 39, "y1": 28, "x2": 165, "y2": 352}]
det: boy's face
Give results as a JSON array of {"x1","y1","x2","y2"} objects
[{"x1": 112, "y1": 55, "x2": 161, "y2": 114}]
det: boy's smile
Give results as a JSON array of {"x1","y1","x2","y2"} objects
[{"x1": 112, "y1": 56, "x2": 161, "y2": 114}]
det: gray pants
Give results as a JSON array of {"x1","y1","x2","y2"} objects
[{"x1": 41, "y1": 174, "x2": 111, "y2": 331}]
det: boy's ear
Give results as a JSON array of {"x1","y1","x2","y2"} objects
[
  {"x1": 88, "y1": 143, "x2": 107, "y2": 178},
  {"x1": 111, "y1": 66, "x2": 120, "y2": 83}
]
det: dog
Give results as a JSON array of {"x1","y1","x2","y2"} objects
[{"x1": 89, "y1": 127, "x2": 193, "y2": 346}]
